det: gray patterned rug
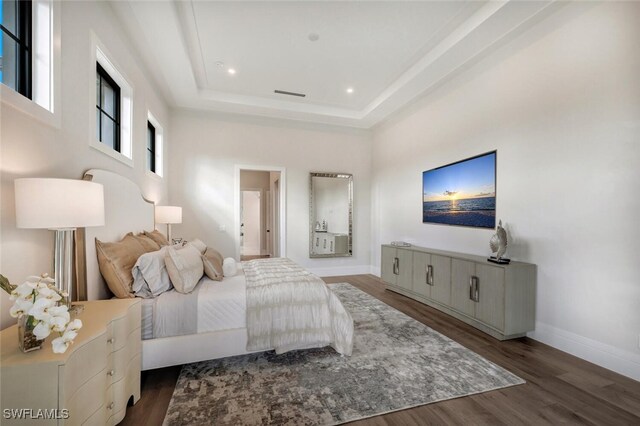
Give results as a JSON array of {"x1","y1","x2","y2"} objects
[{"x1": 164, "y1": 283, "x2": 524, "y2": 425}]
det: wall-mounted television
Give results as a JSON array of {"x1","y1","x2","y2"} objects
[{"x1": 422, "y1": 151, "x2": 496, "y2": 228}]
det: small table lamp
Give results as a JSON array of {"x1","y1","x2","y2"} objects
[
  {"x1": 14, "y1": 178, "x2": 105, "y2": 306},
  {"x1": 155, "y1": 206, "x2": 182, "y2": 242}
]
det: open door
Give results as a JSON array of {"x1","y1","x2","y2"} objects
[{"x1": 240, "y1": 190, "x2": 261, "y2": 256}]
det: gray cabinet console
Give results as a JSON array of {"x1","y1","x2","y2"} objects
[{"x1": 381, "y1": 244, "x2": 536, "y2": 340}]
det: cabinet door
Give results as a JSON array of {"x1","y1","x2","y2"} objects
[
  {"x1": 474, "y1": 264, "x2": 505, "y2": 331},
  {"x1": 381, "y1": 247, "x2": 397, "y2": 285},
  {"x1": 396, "y1": 249, "x2": 413, "y2": 291},
  {"x1": 451, "y1": 259, "x2": 476, "y2": 317},
  {"x1": 430, "y1": 255, "x2": 451, "y2": 305},
  {"x1": 321, "y1": 235, "x2": 329, "y2": 254},
  {"x1": 412, "y1": 252, "x2": 430, "y2": 298}
]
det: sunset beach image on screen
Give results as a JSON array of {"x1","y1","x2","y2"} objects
[{"x1": 422, "y1": 152, "x2": 496, "y2": 228}]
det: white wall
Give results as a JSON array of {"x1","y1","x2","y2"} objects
[
  {"x1": 0, "y1": 1, "x2": 170, "y2": 329},
  {"x1": 370, "y1": 2, "x2": 640, "y2": 379},
  {"x1": 168, "y1": 111, "x2": 372, "y2": 276}
]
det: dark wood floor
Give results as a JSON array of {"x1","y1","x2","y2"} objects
[{"x1": 121, "y1": 274, "x2": 640, "y2": 426}]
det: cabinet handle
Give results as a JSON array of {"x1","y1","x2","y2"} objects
[
  {"x1": 474, "y1": 276, "x2": 480, "y2": 302},
  {"x1": 330, "y1": 241, "x2": 333, "y2": 252},
  {"x1": 427, "y1": 265, "x2": 434, "y2": 286},
  {"x1": 107, "y1": 402, "x2": 114, "y2": 410},
  {"x1": 393, "y1": 257, "x2": 399, "y2": 275},
  {"x1": 315, "y1": 237, "x2": 319, "y2": 247},
  {"x1": 107, "y1": 338, "x2": 114, "y2": 344},
  {"x1": 469, "y1": 276, "x2": 479, "y2": 302},
  {"x1": 323, "y1": 239, "x2": 327, "y2": 249},
  {"x1": 107, "y1": 370, "x2": 115, "y2": 377}
]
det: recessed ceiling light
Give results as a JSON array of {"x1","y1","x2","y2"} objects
[
  {"x1": 308, "y1": 33, "x2": 319, "y2": 42},
  {"x1": 228, "y1": 68, "x2": 236, "y2": 75},
  {"x1": 346, "y1": 87, "x2": 354, "y2": 94}
]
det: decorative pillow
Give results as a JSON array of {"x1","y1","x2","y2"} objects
[
  {"x1": 165, "y1": 245, "x2": 204, "y2": 294},
  {"x1": 134, "y1": 233, "x2": 161, "y2": 252},
  {"x1": 187, "y1": 238, "x2": 207, "y2": 254},
  {"x1": 222, "y1": 257, "x2": 237, "y2": 277},
  {"x1": 202, "y1": 247, "x2": 224, "y2": 281},
  {"x1": 132, "y1": 246, "x2": 173, "y2": 298},
  {"x1": 144, "y1": 229, "x2": 170, "y2": 247},
  {"x1": 96, "y1": 233, "x2": 148, "y2": 298}
]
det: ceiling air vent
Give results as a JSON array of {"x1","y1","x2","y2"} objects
[{"x1": 274, "y1": 90, "x2": 306, "y2": 98}]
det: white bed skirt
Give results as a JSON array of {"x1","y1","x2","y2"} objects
[{"x1": 142, "y1": 327, "x2": 257, "y2": 370}]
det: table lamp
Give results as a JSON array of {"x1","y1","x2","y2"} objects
[
  {"x1": 155, "y1": 205, "x2": 182, "y2": 242},
  {"x1": 15, "y1": 178, "x2": 105, "y2": 307}
]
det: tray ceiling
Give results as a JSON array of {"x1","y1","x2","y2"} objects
[{"x1": 112, "y1": 1, "x2": 557, "y2": 128}]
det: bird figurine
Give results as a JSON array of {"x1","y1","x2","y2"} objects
[{"x1": 489, "y1": 220, "x2": 509, "y2": 263}]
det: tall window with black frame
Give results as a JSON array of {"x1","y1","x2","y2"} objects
[
  {"x1": 96, "y1": 63, "x2": 121, "y2": 151},
  {"x1": 0, "y1": 0, "x2": 32, "y2": 98},
  {"x1": 147, "y1": 121, "x2": 156, "y2": 173}
]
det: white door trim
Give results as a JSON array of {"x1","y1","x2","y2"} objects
[{"x1": 235, "y1": 165, "x2": 286, "y2": 260}]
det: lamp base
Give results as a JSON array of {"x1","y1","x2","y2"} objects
[{"x1": 54, "y1": 229, "x2": 75, "y2": 308}]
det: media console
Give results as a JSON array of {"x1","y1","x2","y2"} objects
[{"x1": 381, "y1": 244, "x2": 536, "y2": 340}]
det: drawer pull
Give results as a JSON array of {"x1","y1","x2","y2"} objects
[
  {"x1": 427, "y1": 265, "x2": 434, "y2": 286},
  {"x1": 107, "y1": 370, "x2": 115, "y2": 377},
  {"x1": 393, "y1": 257, "x2": 399, "y2": 275},
  {"x1": 107, "y1": 338, "x2": 114, "y2": 344},
  {"x1": 107, "y1": 402, "x2": 114, "y2": 410},
  {"x1": 469, "y1": 276, "x2": 479, "y2": 302}
]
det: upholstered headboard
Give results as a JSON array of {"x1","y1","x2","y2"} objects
[{"x1": 76, "y1": 169, "x2": 155, "y2": 300}]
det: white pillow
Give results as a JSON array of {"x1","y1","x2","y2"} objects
[
  {"x1": 165, "y1": 245, "x2": 204, "y2": 294},
  {"x1": 187, "y1": 238, "x2": 207, "y2": 254},
  {"x1": 131, "y1": 246, "x2": 173, "y2": 298},
  {"x1": 222, "y1": 257, "x2": 237, "y2": 277}
]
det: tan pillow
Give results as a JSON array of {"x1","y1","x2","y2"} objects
[
  {"x1": 144, "y1": 229, "x2": 169, "y2": 247},
  {"x1": 165, "y1": 245, "x2": 204, "y2": 294},
  {"x1": 134, "y1": 233, "x2": 161, "y2": 252},
  {"x1": 95, "y1": 233, "x2": 148, "y2": 298},
  {"x1": 202, "y1": 247, "x2": 224, "y2": 281}
]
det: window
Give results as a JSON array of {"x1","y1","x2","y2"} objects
[
  {"x1": 96, "y1": 63, "x2": 121, "y2": 152},
  {"x1": 147, "y1": 111, "x2": 164, "y2": 177},
  {"x1": 91, "y1": 43, "x2": 132, "y2": 165},
  {"x1": 147, "y1": 121, "x2": 156, "y2": 173},
  {"x1": 0, "y1": 0, "x2": 32, "y2": 99}
]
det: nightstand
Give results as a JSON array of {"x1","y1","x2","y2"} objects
[{"x1": 1, "y1": 299, "x2": 141, "y2": 425}]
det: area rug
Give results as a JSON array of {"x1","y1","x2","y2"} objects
[{"x1": 163, "y1": 283, "x2": 524, "y2": 425}]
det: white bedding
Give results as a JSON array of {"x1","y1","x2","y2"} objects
[
  {"x1": 244, "y1": 258, "x2": 354, "y2": 356},
  {"x1": 197, "y1": 270, "x2": 246, "y2": 333},
  {"x1": 141, "y1": 269, "x2": 246, "y2": 340}
]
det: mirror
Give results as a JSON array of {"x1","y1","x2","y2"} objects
[{"x1": 309, "y1": 172, "x2": 353, "y2": 257}]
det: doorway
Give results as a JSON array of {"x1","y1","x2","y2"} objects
[{"x1": 236, "y1": 166, "x2": 286, "y2": 261}]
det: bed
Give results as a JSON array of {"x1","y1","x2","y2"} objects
[{"x1": 76, "y1": 169, "x2": 353, "y2": 370}]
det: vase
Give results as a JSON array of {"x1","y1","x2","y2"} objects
[{"x1": 18, "y1": 315, "x2": 43, "y2": 353}]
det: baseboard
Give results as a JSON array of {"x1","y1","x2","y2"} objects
[
  {"x1": 528, "y1": 322, "x2": 640, "y2": 381},
  {"x1": 370, "y1": 265, "x2": 381, "y2": 277},
  {"x1": 309, "y1": 265, "x2": 373, "y2": 278}
]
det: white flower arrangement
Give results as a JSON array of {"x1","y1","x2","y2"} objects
[{"x1": 4, "y1": 274, "x2": 82, "y2": 354}]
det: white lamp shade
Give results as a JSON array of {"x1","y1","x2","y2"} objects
[
  {"x1": 15, "y1": 178, "x2": 105, "y2": 229},
  {"x1": 155, "y1": 206, "x2": 182, "y2": 224}
]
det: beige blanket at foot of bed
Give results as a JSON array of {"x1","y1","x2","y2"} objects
[{"x1": 243, "y1": 258, "x2": 354, "y2": 356}]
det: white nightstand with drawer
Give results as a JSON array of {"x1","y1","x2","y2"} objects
[{"x1": 1, "y1": 299, "x2": 141, "y2": 425}]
